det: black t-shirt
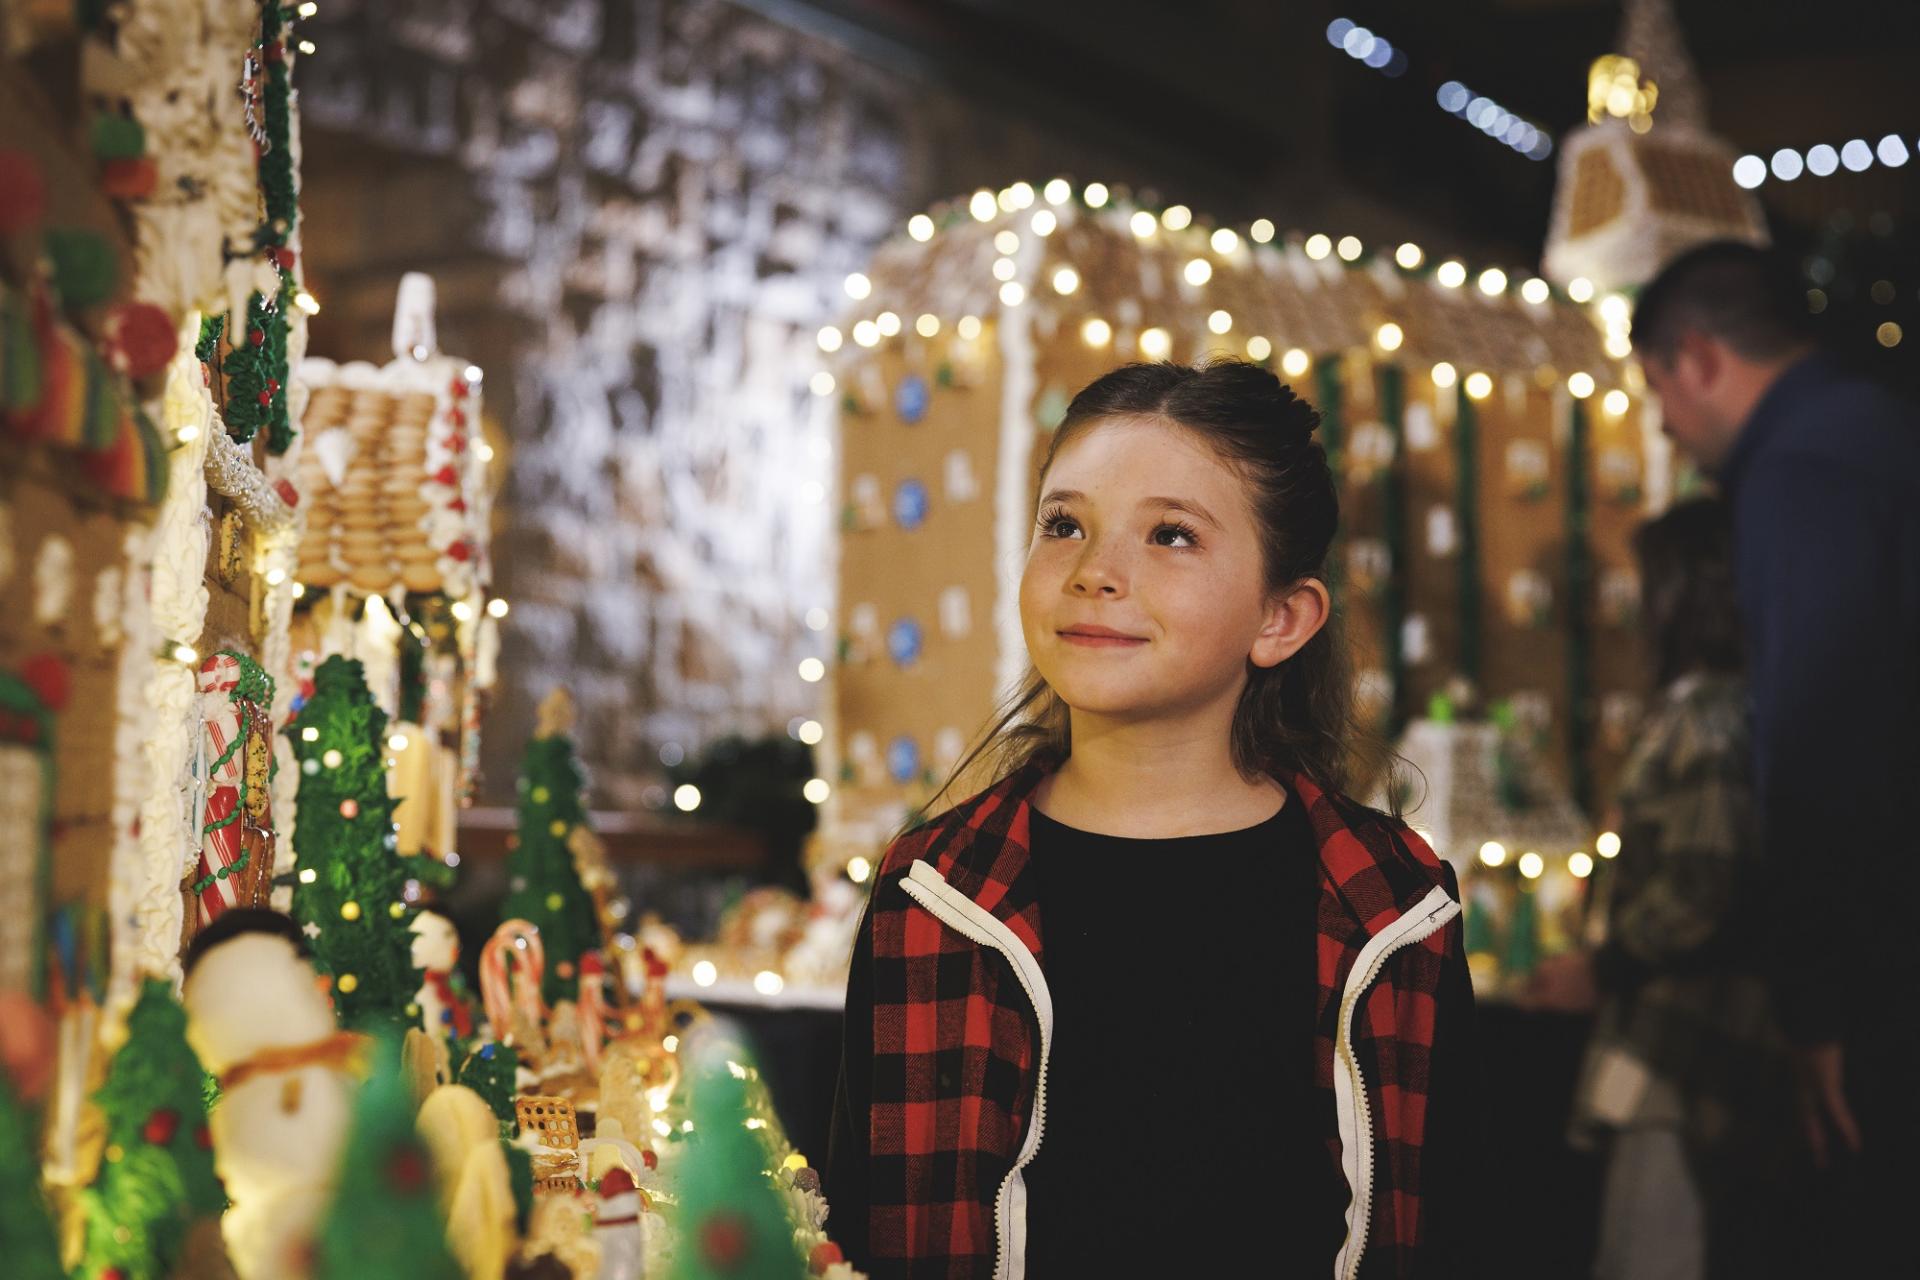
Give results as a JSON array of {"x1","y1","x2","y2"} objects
[{"x1": 1019, "y1": 796, "x2": 1347, "y2": 1276}]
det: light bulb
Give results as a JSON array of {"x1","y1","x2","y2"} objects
[
  {"x1": 798, "y1": 657, "x2": 825, "y2": 682},
  {"x1": 692, "y1": 960, "x2": 717, "y2": 985},
  {"x1": 1436, "y1": 260, "x2": 1467, "y2": 288},
  {"x1": 1043, "y1": 178, "x2": 1072, "y2": 205},
  {"x1": 1304, "y1": 233, "x2": 1332, "y2": 260},
  {"x1": 999, "y1": 281, "x2": 1026, "y2": 307},
  {"x1": 1479, "y1": 841, "x2": 1507, "y2": 867},
  {"x1": 810, "y1": 371, "x2": 836, "y2": 396},
  {"x1": 1568, "y1": 277, "x2": 1595, "y2": 303},
  {"x1": 1395, "y1": 242, "x2": 1424, "y2": 269},
  {"x1": 817, "y1": 326, "x2": 843, "y2": 352},
  {"x1": 847, "y1": 856, "x2": 873, "y2": 884},
  {"x1": 1478, "y1": 268, "x2": 1508, "y2": 296},
  {"x1": 1281, "y1": 348, "x2": 1311, "y2": 378},
  {"x1": 957, "y1": 315, "x2": 982, "y2": 340},
  {"x1": 1081, "y1": 317, "x2": 1112, "y2": 347},
  {"x1": 1052, "y1": 266, "x2": 1081, "y2": 295},
  {"x1": 995, "y1": 230, "x2": 1021, "y2": 255},
  {"x1": 1083, "y1": 182, "x2": 1110, "y2": 208},
  {"x1": 1602, "y1": 389, "x2": 1630, "y2": 416},
  {"x1": 1211, "y1": 227, "x2": 1240, "y2": 254},
  {"x1": 1250, "y1": 218, "x2": 1276, "y2": 243},
  {"x1": 1597, "y1": 831, "x2": 1621, "y2": 858},
  {"x1": 1518, "y1": 851, "x2": 1545, "y2": 879},
  {"x1": 1161, "y1": 204, "x2": 1192, "y2": 230},
  {"x1": 1520, "y1": 277, "x2": 1550, "y2": 305},
  {"x1": 1568, "y1": 372, "x2": 1596, "y2": 399},
  {"x1": 674, "y1": 784, "x2": 703, "y2": 812},
  {"x1": 1184, "y1": 258, "x2": 1213, "y2": 286},
  {"x1": 1030, "y1": 209, "x2": 1057, "y2": 236},
  {"x1": 1130, "y1": 211, "x2": 1157, "y2": 238},
  {"x1": 1431, "y1": 361, "x2": 1457, "y2": 388},
  {"x1": 1139, "y1": 327, "x2": 1172, "y2": 359},
  {"x1": 844, "y1": 272, "x2": 872, "y2": 300},
  {"x1": 1336, "y1": 235, "x2": 1362, "y2": 261},
  {"x1": 908, "y1": 214, "x2": 935, "y2": 241},
  {"x1": 969, "y1": 189, "x2": 996, "y2": 221},
  {"x1": 1375, "y1": 322, "x2": 1404, "y2": 352},
  {"x1": 916, "y1": 313, "x2": 941, "y2": 337},
  {"x1": 1569, "y1": 852, "x2": 1595, "y2": 879},
  {"x1": 1245, "y1": 335, "x2": 1272, "y2": 361},
  {"x1": 1208, "y1": 309, "x2": 1232, "y2": 334},
  {"x1": 876, "y1": 310, "x2": 901, "y2": 336},
  {"x1": 798, "y1": 720, "x2": 824, "y2": 745},
  {"x1": 1464, "y1": 371, "x2": 1494, "y2": 401},
  {"x1": 803, "y1": 778, "x2": 831, "y2": 804}
]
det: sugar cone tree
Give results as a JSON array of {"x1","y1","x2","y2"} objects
[
  {"x1": 312, "y1": 1033, "x2": 461, "y2": 1280},
  {"x1": 501, "y1": 689, "x2": 601, "y2": 1004},
  {"x1": 288, "y1": 655, "x2": 419, "y2": 1031},
  {"x1": 76, "y1": 979, "x2": 224, "y2": 1280},
  {"x1": 670, "y1": 1041, "x2": 807, "y2": 1280}
]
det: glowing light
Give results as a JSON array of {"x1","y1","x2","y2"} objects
[
  {"x1": 1246, "y1": 335, "x2": 1272, "y2": 361},
  {"x1": 450, "y1": 600, "x2": 474, "y2": 622},
  {"x1": 1568, "y1": 371, "x2": 1596, "y2": 399},
  {"x1": 1597, "y1": 831, "x2": 1622, "y2": 858},
  {"x1": 994, "y1": 230, "x2": 1022, "y2": 256},
  {"x1": 999, "y1": 281, "x2": 1026, "y2": 307},
  {"x1": 969, "y1": 189, "x2": 996, "y2": 221},
  {"x1": 915, "y1": 314, "x2": 940, "y2": 338},
  {"x1": 1598, "y1": 293, "x2": 1631, "y2": 326},
  {"x1": 1878, "y1": 322, "x2": 1904, "y2": 348},
  {"x1": 957, "y1": 315, "x2": 982, "y2": 341},
  {"x1": 1030, "y1": 209, "x2": 1057, "y2": 236},
  {"x1": 692, "y1": 960, "x2": 717, "y2": 986},
  {"x1": 475, "y1": 441, "x2": 494, "y2": 462},
  {"x1": 1211, "y1": 227, "x2": 1240, "y2": 254},
  {"x1": 1464, "y1": 371, "x2": 1494, "y2": 401},
  {"x1": 388, "y1": 733, "x2": 410, "y2": 752},
  {"x1": 1281, "y1": 348, "x2": 1311, "y2": 378},
  {"x1": 1395, "y1": 242, "x2": 1424, "y2": 269},
  {"x1": 264, "y1": 567, "x2": 287, "y2": 586},
  {"x1": 1435, "y1": 260, "x2": 1467, "y2": 288},
  {"x1": 290, "y1": 582, "x2": 306, "y2": 599},
  {"x1": 805, "y1": 607, "x2": 830, "y2": 631},
  {"x1": 294, "y1": 292, "x2": 321, "y2": 316},
  {"x1": 1043, "y1": 178, "x2": 1072, "y2": 205},
  {"x1": 1336, "y1": 235, "x2": 1362, "y2": 262},
  {"x1": 1130, "y1": 211, "x2": 1158, "y2": 238},
  {"x1": 1478, "y1": 841, "x2": 1507, "y2": 868},
  {"x1": 1374, "y1": 322, "x2": 1404, "y2": 352},
  {"x1": 1520, "y1": 277, "x2": 1550, "y2": 305},
  {"x1": 817, "y1": 326, "x2": 843, "y2": 352},
  {"x1": 803, "y1": 778, "x2": 831, "y2": 804},
  {"x1": 1139, "y1": 327, "x2": 1172, "y2": 359},
  {"x1": 810, "y1": 371, "x2": 836, "y2": 397},
  {"x1": 1841, "y1": 139, "x2": 1874, "y2": 172},
  {"x1": 992, "y1": 257, "x2": 1018, "y2": 281},
  {"x1": 1567, "y1": 277, "x2": 1596, "y2": 303},
  {"x1": 1518, "y1": 851, "x2": 1545, "y2": 880},
  {"x1": 1250, "y1": 218, "x2": 1276, "y2": 243},
  {"x1": 848, "y1": 856, "x2": 873, "y2": 884},
  {"x1": 996, "y1": 187, "x2": 1017, "y2": 212},
  {"x1": 1602, "y1": 389, "x2": 1630, "y2": 417},
  {"x1": 908, "y1": 214, "x2": 935, "y2": 241},
  {"x1": 1877, "y1": 135, "x2": 1910, "y2": 167},
  {"x1": 301, "y1": 726, "x2": 320, "y2": 742},
  {"x1": 1180, "y1": 257, "x2": 1214, "y2": 287},
  {"x1": 1008, "y1": 181, "x2": 1035, "y2": 207},
  {"x1": 1431, "y1": 361, "x2": 1457, "y2": 389},
  {"x1": 875, "y1": 310, "x2": 901, "y2": 336},
  {"x1": 299, "y1": 867, "x2": 317, "y2": 884},
  {"x1": 1052, "y1": 266, "x2": 1081, "y2": 295},
  {"x1": 674, "y1": 784, "x2": 702, "y2": 812},
  {"x1": 1569, "y1": 852, "x2": 1595, "y2": 879},
  {"x1": 844, "y1": 272, "x2": 872, "y2": 300},
  {"x1": 1083, "y1": 182, "x2": 1110, "y2": 208},
  {"x1": 1478, "y1": 267, "x2": 1508, "y2": 296},
  {"x1": 1208, "y1": 309, "x2": 1233, "y2": 334},
  {"x1": 1806, "y1": 144, "x2": 1839, "y2": 177},
  {"x1": 662, "y1": 1035, "x2": 680, "y2": 1054},
  {"x1": 1731, "y1": 155, "x2": 1767, "y2": 188},
  {"x1": 177, "y1": 424, "x2": 200, "y2": 443},
  {"x1": 798, "y1": 657, "x2": 826, "y2": 683},
  {"x1": 322, "y1": 749, "x2": 343, "y2": 769},
  {"x1": 1304, "y1": 234, "x2": 1332, "y2": 260},
  {"x1": 798, "y1": 720, "x2": 824, "y2": 745},
  {"x1": 852, "y1": 320, "x2": 880, "y2": 347},
  {"x1": 172, "y1": 643, "x2": 197, "y2": 664},
  {"x1": 754, "y1": 970, "x2": 785, "y2": 996},
  {"x1": 297, "y1": 39, "x2": 315, "y2": 55},
  {"x1": 298, "y1": 2, "x2": 318, "y2": 15},
  {"x1": 1081, "y1": 317, "x2": 1112, "y2": 347},
  {"x1": 1161, "y1": 204, "x2": 1192, "y2": 230}
]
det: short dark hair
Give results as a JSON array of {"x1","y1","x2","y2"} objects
[
  {"x1": 1631, "y1": 240, "x2": 1813, "y2": 363},
  {"x1": 1633, "y1": 497, "x2": 1742, "y2": 687}
]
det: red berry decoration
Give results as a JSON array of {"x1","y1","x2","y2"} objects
[
  {"x1": 21, "y1": 653, "x2": 71, "y2": 712},
  {"x1": 450, "y1": 378, "x2": 470, "y2": 399},
  {"x1": 277, "y1": 246, "x2": 297, "y2": 270},
  {"x1": 447, "y1": 407, "x2": 466, "y2": 427},
  {"x1": 387, "y1": 1146, "x2": 428, "y2": 1192},
  {"x1": 256, "y1": 390, "x2": 272, "y2": 407},
  {"x1": 809, "y1": 1241, "x2": 845, "y2": 1275},
  {"x1": 0, "y1": 149, "x2": 48, "y2": 234},
  {"x1": 640, "y1": 1147, "x2": 658, "y2": 1170},
  {"x1": 195, "y1": 1124, "x2": 212, "y2": 1150},
  {"x1": 433, "y1": 464, "x2": 458, "y2": 486},
  {"x1": 267, "y1": 377, "x2": 281, "y2": 394},
  {"x1": 142, "y1": 1107, "x2": 180, "y2": 1145},
  {"x1": 448, "y1": 433, "x2": 467, "y2": 453},
  {"x1": 699, "y1": 1212, "x2": 752, "y2": 1268},
  {"x1": 273, "y1": 479, "x2": 300, "y2": 507},
  {"x1": 249, "y1": 327, "x2": 266, "y2": 347},
  {"x1": 448, "y1": 497, "x2": 467, "y2": 513},
  {"x1": 447, "y1": 540, "x2": 472, "y2": 563},
  {"x1": 264, "y1": 41, "x2": 284, "y2": 64}
]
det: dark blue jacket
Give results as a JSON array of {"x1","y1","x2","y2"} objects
[{"x1": 1717, "y1": 354, "x2": 1920, "y2": 1043}]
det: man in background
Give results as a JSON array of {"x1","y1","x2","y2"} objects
[{"x1": 1631, "y1": 240, "x2": 1919, "y2": 1270}]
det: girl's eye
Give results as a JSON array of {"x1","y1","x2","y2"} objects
[
  {"x1": 1152, "y1": 521, "x2": 1200, "y2": 548},
  {"x1": 1036, "y1": 506, "x2": 1081, "y2": 539}
]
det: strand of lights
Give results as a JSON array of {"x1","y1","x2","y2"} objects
[
  {"x1": 1326, "y1": 18, "x2": 1408, "y2": 78},
  {"x1": 1436, "y1": 81, "x2": 1553, "y2": 160},
  {"x1": 1734, "y1": 135, "x2": 1913, "y2": 189}
]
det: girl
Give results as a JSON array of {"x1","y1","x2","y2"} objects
[{"x1": 828, "y1": 360, "x2": 1478, "y2": 1279}]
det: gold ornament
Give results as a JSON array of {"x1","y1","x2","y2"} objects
[
  {"x1": 337, "y1": 973, "x2": 359, "y2": 993},
  {"x1": 341, "y1": 901, "x2": 361, "y2": 921},
  {"x1": 389, "y1": 901, "x2": 407, "y2": 919}
]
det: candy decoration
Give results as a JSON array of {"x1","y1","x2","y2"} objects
[
  {"x1": 89, "y1": 115, "x2": 147, "y2": 161},
  {"x1": 101, "y1": 303, "x2": 176, "y2": 379},
  {"x1": 190, "y1": 654, "x2": 277, "y2": 929},
  {"x1": 576, "y1": 952, "x2": 612, "y2": 1074},
  {"x1": 44, "y1": 229, "x2": 118, "y2": 309},
  {"x1": 141, "y1": 1107, "x2": 180, "y2": 1146},
  {"x1": 478, "y1": 920, "x2": 547, "y2": 1043},
  {"x1": 809, "y1": 1242, "x2": 845, "y2": 1274},
  {"x1": 99, "y1": 158, "x2": 158, "y2": 201}
]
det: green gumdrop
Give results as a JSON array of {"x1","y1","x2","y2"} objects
[
  {"x1": 45, "y1": 228, "x2": 119, "y2": 308},
  {"x1": 90, "y1": 114, "x2": 147, "y2": 161}
]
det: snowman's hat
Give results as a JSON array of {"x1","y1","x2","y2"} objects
[
  {"x1": 598, "y1": 1167, "x2": 637, "y2": 1199},
  {"x1": 184, "y1": 908, "x2": 310, "y2": 977}
]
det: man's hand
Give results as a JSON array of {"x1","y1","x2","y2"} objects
[
  {"x1": 1791, "y1": 1042, "x2": 1862, "y2": 1168},
  {"x1": 1523, "y1": 950, "x2": 1599, "y2": 1014}
]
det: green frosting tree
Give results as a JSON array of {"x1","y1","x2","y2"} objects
[
  {"x1": 0, "y1": 1072, "x2": 64, "y2": 1280},
  {"x1": 669, "y1": 1043, "x2": 808, "y2": 1280},
  {"x1": 76, "y1": 980, "x2": 224, "y2": 1280},
  {"x1": 501, "y1": 688, "x2": 600, "y2": 1004},
  {"x1": 287, "y1": 655, "x2": 419, "y2": 1031},
  {"x1": 312, "y1": 1034, "x2": 460, "y2": 1280}
]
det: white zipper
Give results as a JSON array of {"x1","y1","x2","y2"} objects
[
  {"x1": 900, "y1": 860, "x2": 1054, "y2": 1280},
  {"x1": 1331, "y1": 883, "x2": 1461, "y2": 1280}
]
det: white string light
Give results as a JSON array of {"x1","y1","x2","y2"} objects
[
  {"x1": 1736, "y1": 135, "x2": 1914, "y2": 188},
  {"x1": 1436, "y1": 80, "x2": 1553, "y2": 160}
]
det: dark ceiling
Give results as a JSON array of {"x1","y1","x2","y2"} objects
[{"x1": 748, "y1": 0, "x2": 1920, "y2": 264}]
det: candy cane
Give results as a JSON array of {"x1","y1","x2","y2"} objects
[{"x1": 480, "y1": 919, "x2": 546, "y2": 1040}]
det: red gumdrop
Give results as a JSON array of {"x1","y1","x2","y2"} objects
[
  {"x1": 105, "y1": 303, "x2": 177, "y2": 379},
  {"x1": 22, "y1": 653, "x2": 71, "y2": 711},
  {"x1": 142, "y1": 1107, "x2": 181, "y2": 1145},
  {"x1": 809, "y1": 1241, "x2": 845, "y2": 1274},
  {"x1": 700, "y1": 1213, "x2": 752, "y2": 1268}
]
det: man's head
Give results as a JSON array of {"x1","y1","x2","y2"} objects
[{"x1": 1632, "y1": 241, "x2": 1814, "y2": 471}]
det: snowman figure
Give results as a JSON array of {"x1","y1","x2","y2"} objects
[
  {"x1": 595, "y1": 1166, "x2": 650, "y2": 1280},
  {"x1": 410, "y1": 907, "x2": 473, "y2": 1040},
  {"x1": 182, "y1": 909, "x2": 362, "y2": 1280}
]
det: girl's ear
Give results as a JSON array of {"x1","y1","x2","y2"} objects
[{"x1": 1250, "y1": 578, "x2": 1330, "y2": 669}]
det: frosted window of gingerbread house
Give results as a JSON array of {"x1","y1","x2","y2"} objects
[
  {"x1": 1638, "y1": 143, "x2": 1747, "y2": 225},
  {"x1": 1568, "y1": 149, "x2": 1626, "y2": 239}
]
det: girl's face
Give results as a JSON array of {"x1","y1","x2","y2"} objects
[{"x1": 1019, "y1": 416, "x2": 1321, "y2": 724}]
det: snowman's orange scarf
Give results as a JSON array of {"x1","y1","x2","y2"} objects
[{"x1": 218, "y1": 1030, "x2": 373, "y2": 1092}]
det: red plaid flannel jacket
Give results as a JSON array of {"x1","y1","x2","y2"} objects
[{"x1": 836, "y1": 756, "x2": 1470, "y2": 1280}]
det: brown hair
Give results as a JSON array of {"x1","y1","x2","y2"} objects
[
  {"x1": 1633, "y1": 496, "x2": 1743, "y2": 687},
  {"x1": 921, "y1": 357, "x2": 1386, "y2": 823}
]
